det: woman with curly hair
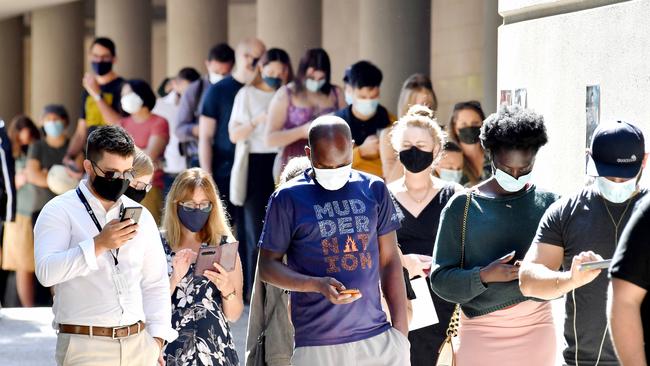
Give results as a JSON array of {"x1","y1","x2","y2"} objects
[{"x1": 430, "y1": 105, "x2": 559, "y2": 365}]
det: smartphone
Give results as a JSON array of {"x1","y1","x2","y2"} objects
[
  {"x1": 578, "y1": 259, "x2": 612, "y2": 271},
  {"x1": 194, "y1": 241, "x2": 239, "y2": 276},
  {"x1": 338, "y1": 288, "x2": 361, "y2": 296},
  {"x1": 120, "y1": 206, "x2": 143, "y2": 224}
]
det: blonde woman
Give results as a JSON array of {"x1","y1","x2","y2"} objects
[
  {"x1": 124, "y1": 147, "x2": 154, "y2": 203},
  {"x1": 161, "y1": 168, "x2": 243, "y2": 366},
  {"x1": 380, "y1": 74, "x2": 438, "y2": 183}
]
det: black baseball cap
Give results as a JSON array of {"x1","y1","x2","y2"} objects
[{"x1": 587, "y1": 120, "x2": 645, "y2": 178}]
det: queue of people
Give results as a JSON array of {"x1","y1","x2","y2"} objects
[{"x1": 0, "y1": 33, "x2": 646, "y2": 366}]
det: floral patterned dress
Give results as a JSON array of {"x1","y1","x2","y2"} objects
[{"x1": 163, "y1": 238, "x2": 239, "y2": 366}]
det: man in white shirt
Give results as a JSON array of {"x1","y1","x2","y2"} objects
[{"x1": 34, "y1": 125, "x2": 176, "y2": 366}]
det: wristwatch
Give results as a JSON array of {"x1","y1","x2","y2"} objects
[{"x1": 222, "y1": 289, "x2": 236, "y2": 301}]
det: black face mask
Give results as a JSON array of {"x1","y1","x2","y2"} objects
[
  {"x1": 399, "y1": 146, "x2": 434, "y2": 173},
  {"x1": 458, "y1": 126, "x2": 481, "y2": 144},
  {"x1": 92, "y1": 174, "x2": 130, "y2": 202},
  {"x1": 124, "y1": 186, "x2": 147, "y2": 203},
  {"x1": 91, "y1": 61, "x2": 113, "y2": 76}
]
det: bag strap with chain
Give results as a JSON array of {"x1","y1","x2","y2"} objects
[{"x1": 443, "y1": 190, "x2": 472, "y2": 339}]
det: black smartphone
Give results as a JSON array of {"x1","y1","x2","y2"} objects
[{"x1": 120, "y1": 206, "x2": 143, "y2": 224}]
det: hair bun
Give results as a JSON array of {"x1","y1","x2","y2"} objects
[{"x1": 406, "y1": 104, "x2": 435, "y2": 119}]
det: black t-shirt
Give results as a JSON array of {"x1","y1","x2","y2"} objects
[
  {"x1": 334, "y1": 105, "x2": 391, "y2": 145},
  {"x1": 79, "y1": 77, "x2": 124, "y2": 131},
  {"x1": 200, "y1": 76, "x2": 244, "y2": 179},
  {"x1": 610, "y1": 195, "x2": 650, "y2": 361},
  {"x1": 535, "y1": 186, "x2": 648, "y2": 366}
]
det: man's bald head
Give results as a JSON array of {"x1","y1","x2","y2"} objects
[
  {"x1": 236, "y1": 37, "x2": 266, "y2": 62},
  {"x1": 306, "y1": 116, "x2": 353, "y2": 169}
]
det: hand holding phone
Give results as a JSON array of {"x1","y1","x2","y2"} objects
[{"x1": 194, "y1": 242, "x2": 239, "y2": 276}]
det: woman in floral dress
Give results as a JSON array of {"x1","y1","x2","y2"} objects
[{"x1": 161, "y1": 168, "x2": 244, "y2": 366}]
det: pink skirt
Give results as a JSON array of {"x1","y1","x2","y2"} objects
[{"x1": 455, "y1": 300, "x2": 556, "y2": 366}]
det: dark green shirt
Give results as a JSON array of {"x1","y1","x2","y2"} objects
[{"x1": 430, "y1": 186, "x2": 558, "y2": 317}]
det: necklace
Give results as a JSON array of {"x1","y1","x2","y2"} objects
[
  {"x1": 573, "y1": 195, "x2": 634, "y2": 366},
  {"x1": 403, "y1": 179, "x2": 433, "y2": 204}
]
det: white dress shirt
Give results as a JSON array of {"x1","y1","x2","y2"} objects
[
  {"x1": 228, "y1": 85, "x2": 279, "y2": 154},
  {"x1": 34, "y1": 180, "x2": 177, "y2": 342}
]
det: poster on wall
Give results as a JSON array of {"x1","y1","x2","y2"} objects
[
  {"x1": 500, "y1": 90, "x2": 512, "y2": 106},
  {"x1": 585, "y1": 85, "x2": 601, "y2": 148},
  {"x1": 514, "y1": 88, "x2": 527, "y2": 108}
]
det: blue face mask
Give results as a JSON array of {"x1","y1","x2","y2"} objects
[
  {"x1": 263, "y1": 76, "x2": 282, "y2": 90},
  {"x1": 305, "y1": 78, "x2": 325, "y2": 93},
  {"x1": 345, "y1": 91, "x2": 354, "y2": 105},
  {"x1": 438, "y1": 168, "x2": 463, "y2": 183},
  {"x1": 44, "y1": 120, "x2": 65, "y2": 137},
  {"x1": 177, "y1": 205, "x2": 211, "y2": 232},
  {"x1": 493, "y1": 168, "x2": 531, "y2": 192},
  {"x1": 353, "y1": 98, "x2": 379, "y2": 117},
  {"x1": 596, "y1": 176, "x2": 637, "y2": 203}
]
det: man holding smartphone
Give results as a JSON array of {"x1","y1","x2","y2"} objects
[
  {"x1": 258, "y1": 116, "x2": 409, "y2": 366},
  {"x1": 34, "y1": 126, "x2": 176, "y2": 365},
  {"x1": 519, "y1": 121, "x2": 647, "y2": 365}
]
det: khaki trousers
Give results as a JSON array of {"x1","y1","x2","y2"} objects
[
  {"x1": 55, "y1": 330, "x2": 160, "y2": 366},
  {"x1": 292, "y1": 328, "x2": 411, "y2": 366}
]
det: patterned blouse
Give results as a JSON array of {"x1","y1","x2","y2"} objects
[{"x1": 162, "y1": 237, "x2": 239, "y2": 366}]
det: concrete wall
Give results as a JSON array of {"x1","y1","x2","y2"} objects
[
  {"x1": 432, "y1": 0, "x2": 501, "y2": 124},
  {"x1": 228, "y1": 1, "x2": 256, "y2": 47},
  {"x1": 322, "y1": 0, "x2": 359, "y2": 87},
  {"x1": 498, "y1": 0, "x2": 650, "y2": 195}
]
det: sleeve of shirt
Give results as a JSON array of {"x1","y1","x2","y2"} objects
[
  {"x1": 373, "y1": 180, "x2": 401, "y2": 235},
  {"x1": 34, "y1": 199, "x2": 99, "y2": 287},
  {"x1": 258, "y1": 190, "x2": 293, "y2": 254},
  {"x1": 200, "y1": 85, "x2": 219, "y2": 120},
  {"x1": 229, "y1": 88, "x2": 251, "y2": 128},
  {"x1": 610, "y1": 200, "x2": 650, "y2": 289},
  {"x1": 26, "y1": 142, "x2": 42, "y2": 161},
  {"x1": 139, "y1": 209, "x2": 177, "y2": 342},
  {"x1": 532, "y1": 199, "x2": 566, "y2": 247},
  {"x1": 175, "y1": 80, "x2": 199, "y2": 142},
  {"x1": 152, "y1": 116, "x2": 170, "y2": 142},
  {"x1": 429, "y1": 195, "x2": 487, "y2": 304}
]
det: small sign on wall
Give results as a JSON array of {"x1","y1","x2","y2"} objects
[
  {"x1": 515, "y1": 88, "x2": 527, "y2": 108},
  {"x1": 585, "y1": 85, "x2": 601, "y2": 148},
  {"x1": 500, "y1": 90, "x2": 512, "y2": 106}
]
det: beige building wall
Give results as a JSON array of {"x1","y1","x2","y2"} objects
[
  {"x1": 0, "y1": 16, "x2": 24, "y2": 121},
  {"x1": 228, "y1": 2, "x2": 257, "y2": 48},
  {"x1": 152, "y1": 20, "x2": 167, "y2": 88},
  {"x1": 322, "y1": 0, "x2": 360, "y2": 87},
  {"x1": 498, "y1": 0, "x2": 650, "y2": 195},
  {"x1": 432, "y1": 0, "x2": 501, "y2": 124}
]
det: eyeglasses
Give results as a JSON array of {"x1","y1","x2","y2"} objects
[
  {"x1": 91, "y1": 161, "x2": 135, "y2": 181},
  {"x1": 131, "y1": 181, "x2": 153, "y2": 192},
  {"x1": 178, "y1": 201, "x2": 213, "y2": 212}
]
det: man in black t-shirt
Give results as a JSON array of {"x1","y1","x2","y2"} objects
[
  {"x1": 520, "y1": 121, "x2": 647, "y2": 366},
  {"x1": 334, "y1": 61, "x2": 392, "y2": 177},
  {"x1": 64, "y1": 37, "x2": 124, "y2": 172},
  {"x1": 609, "y1": 195, "x2": 650, "y2": 365}
]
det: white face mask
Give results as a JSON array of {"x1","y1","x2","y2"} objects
[
  {"x1": 493, "y1": 168, "x2": 532, "y2": 192},
  {"x1": 209, "y1": 71, "x2": 224, "y2": 84},
  {"x1": 439, "y1": 168, "x2": 463, "y2": 183},
  {"x1": 305, "y1": 78, "x2": 326, "y2": 93},
  {"x1": 353, "y1": 98, "x2": 379, "y2": 117},
  {"x1": 313, "y1": 164, "x2": 352, "y2": 191},
  {"x1": 345, "y1": 91, "x2": 354, "y2": 105},
  {"x1": 596, "y1": 176, "x2": 637, "y2": 203},
  {"x1": 121, "y1": 92, "x2": 144, "y2": 114}
]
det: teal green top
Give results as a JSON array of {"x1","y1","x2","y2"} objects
[{"x1": 430, "y1": 186, "x2": 558, "y2": 317}]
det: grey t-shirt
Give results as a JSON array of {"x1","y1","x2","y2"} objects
[
  {"x1": 23, "y1": 140, "x2": 68, "y2": 214},
  {"x1": 534, "y1": 185, "x2": 648, "y2": 366}
]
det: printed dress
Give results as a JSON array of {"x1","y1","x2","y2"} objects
[{"x1": 163, "y1": 238, "x2": 239, "y2": 366}]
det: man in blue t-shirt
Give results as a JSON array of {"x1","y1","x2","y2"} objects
[{"x1": 258, "y1": 116, "x2": 409, "y2": 365}]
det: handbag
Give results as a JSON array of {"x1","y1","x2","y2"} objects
[
  {"x1": 436, "y1": 191, "x2": 472, "y2": 366},
  {"x1": 247, "y1": 288, "x2": 285, "y2": 366}
]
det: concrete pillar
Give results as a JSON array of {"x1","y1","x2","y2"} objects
[
  {"x1": 0, "y1": 17, "x2": 24, "y2": 121},
  {"x1": 360, "y1": 0, "x2": 431, "y2": 114},
  {"x1": 322, "y1": 0, "x2": 360, "y2": 84},
  {"x1": 483, "y1": 0, "x2": 501, "y2": 116},
  {"x1": 228, "y1": 1, "x2": 256, "y2": 48},
  {"x1": 166, "y1": 0, "x2": 227, "y2": 76},
  {"x1": 256, "y1": 0, "x2": 322, "y2": 70},
  {"x1": 95, "y1": 0, "x2": 152, "y2": 82},
  {"x1": 31, "y1": 1, "x2": 84, "y2": 122}
]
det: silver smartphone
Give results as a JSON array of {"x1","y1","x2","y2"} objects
[{"x1": 578, "y1": 259, "x2": 611, "y2": 271}]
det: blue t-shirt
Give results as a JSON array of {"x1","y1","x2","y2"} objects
[
  {"x1": 259, "y1": 169, "x2": 401, "y2": 347},
  {"x1": 200, "y1": 76, "x2": 244, "y2": 179}
]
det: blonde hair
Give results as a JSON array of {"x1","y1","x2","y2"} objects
[
  {"x1": 132, "y1": 147, "x2": 154, "y2": 178},
  {"x1": 396, "y1": 74, "x2": 438, "y2": 117},
  {"x1": 390, "y1": 104, "x2": 446, "y2": 157},
  {"x1": 279, "y1": 156, "x2": 311, "y2": 185},
  {"x1": 161, "y1": 168, "x2": 232, "y2": 249}
]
